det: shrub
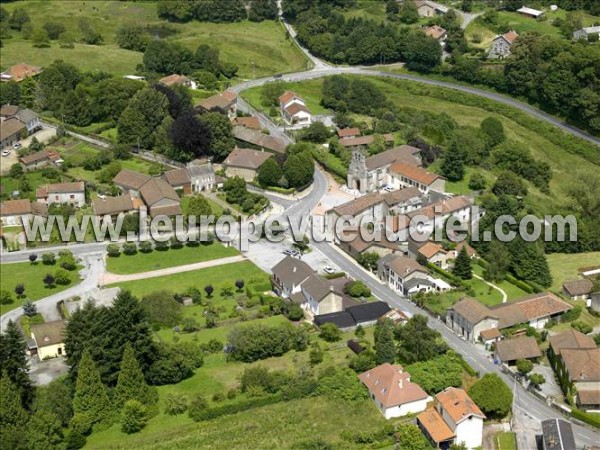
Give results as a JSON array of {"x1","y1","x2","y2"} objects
[
  {"x1": 139, "y1": 241, "x2": 153, "y2": 253},
  {"x1": 212, "y1": 392, "x2": 225, "y2": 403},
  {"x1": 121, "y1": 400, "x2": 147, "y2": 434},
  {"x1": 54, "y1": 269, "x2": 71, "y2": 285},
  {"x1": 122, "y1": 242, "x2": 137, "y2": 255},
  {"x1": 164, "y1": 393, "x2": 188, "y2": 415},
  {"x1": 107, "y1": 244, "x2": 120, "y2": 257},
  {"x1": 29, "y1": 253, "x2": 38, "y2": 264},
  {"x1": 286, "y1": 303, "x2": 305, "y2": 321},
  {"x1": 188, "y1": 394, "x2": 282, "y2": 422},
  {"x1": 319, "y1": 323, "x2": 341, "y2": 342},
  {"x1": 0, "y1": 290, "x2": 14, "y2": 305},
  {"x1": 42, "y1": 253, "x2": 56, "y2": 265},
  {"x1": 187, "y1": 395, "x2": 208, "y2": 422},
  {"x1": 571, "y1": 321, "x2": 592, "y2": 334},
  {"x1": 344, "y1": 280, "x2": 371, "y2": 298},
  {"x1": 561, "y1": 305, "x2": 582, "y2": 323}
]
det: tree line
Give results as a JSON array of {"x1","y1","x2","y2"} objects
[{"x1": 157, "y1": 0, "x2": 278, "y2": 23}]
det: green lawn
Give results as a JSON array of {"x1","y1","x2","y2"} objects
[
  {"x1": 0, "y1": 262, "x2": 81, "y2": 315},
  {"x1": 546, "y1": 252, "x2": 600, "y2": 292},
  {"x1": 496, "y1": 431, "x2": 517, "y2": 450},
  {"x1": 472, "y1": 265, "x2": 528, "y2": 302},
  {"x1": 1, "y1": 2, "x2": 308, "y2": 78},
  {"x1": 108, "y1": 260, "x2": 268, "y2": 298},
  {"x1": 106, "y1": 243, "x2": 238, "y2": 274},
  {"x1": 242, "y1": 79, "x2": 332, "y2": 115},
  {"x1": 343, "y1": 0, "x2": 387, "y2": 22}
]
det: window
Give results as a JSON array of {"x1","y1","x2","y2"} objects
[{"x1": 70, "y1": 194, "x2": 75, "y2": 199}]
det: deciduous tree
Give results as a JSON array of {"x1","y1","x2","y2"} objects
[{"x1": 468, "y1": 373, "x2": 512, "y2": 419}]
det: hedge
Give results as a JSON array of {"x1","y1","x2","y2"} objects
[
  {"x1": 310, "y1": 147, "x2": 348, "y2": 179},
  {"x1": 323, "y1": 272, "x2": 347, "y2": 280},
  {"x1": 571, "y1": 408, "x2": 600, "y2": 429},
  {"x1": 426, "y1": 262, "x2": 465, "y2": 287},
  {"x1": 505, "y1": 274, "x2": 534, "y2": 294},
  {"x1": 190, "y1": 393, "x2": 283, "y2": 422}
]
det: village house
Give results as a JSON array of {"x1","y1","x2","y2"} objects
[
  {"x1": 223, "y1": 147, "x2": 273, "y2": 182},
  {"x1": 300, "y1": 274, "x2": 343, "y2": 316},
  {"x1": 186, "y1": 159, "x2": 218, "y2": 192},
  {"x1": 413, "y1": 0, "x2": 448, "y2": 17},
  {"x1": 562, "y1": 279, "x2": 594, "y2": 301},
  {"x1": 337, "y1": 127, "x2": 361, "y2": 139},
  {"x1": 541, "y1": 419, "x2": 577, "y2": 450},
  {"x1": 548, "y1": 329, "x2": 599, "y2": 409},
  {"x1": 232, "y1": 126, "x2": 287, "y2": 154},
  {"x1": 418, "y1": 387, "x2": 485, "y2": 450},
  {"x1": 139, "y1": 177, "x2": 182, "y2": 217},
  {"x1": 0, "y1": 198, "x2": 48, "y2": 226},
  {"x1": 347, "y1": 146, "x2": 422, "y2": 193},
  {"x1": 424, "y1": 25, "x2": 447, "y2": 44},
  {"x1": 0, "y1": 63, "x2": 42, "y2": 83},
  {"x1": 494, "y1": 335, "x2": 542, "y2": 365},
  {"x1": 0, "y1": 118, "x2": 25, "y2": 150},
  {"x1": 232, "y1": 116, "x2": 261, "y2": 130},
  {"x1": 380, "y1": 308, "x2": 410, "y2": 326},
  {"x1": 30, "y1": 320, "x2": 67, "y2": 359},
  {"x1": 377, "y1": 253, "x2": 448, "y2": 296},
  {"x1": 197, "y1": 90, "x2": 238, "y2": 119},
  {"x1": 279, "y1": 91, "x2": 312, "y2": 126},
  {"x1": 19, "y1": 149, "x2": 63, "y2": 171},
  {"x1": 113, "y1": 169, "x2": 152, "y2": 198},
  {"x1": 92, "y1": 194, "x2": 136, "y2": 220},
  {"x1": 271, "y1": 255, "x2": 314, "y2": 298},
  {"x1": 517, "y1": 6, "x2": 544, "y2": 18},
  {"x1": 406, "y1": 196, "x2": 473, "y2": 235},
  {"x1": 36, "y1": 181, "x2": 86, "y2": 207},
  {"x1": 489, "y1": 30, "x2": 519, "y2": 59},
  {"x1": 359, "y1": 363, "x2": 431, "y2": 419},
  {"x1": 159, "y1": 74, "x2": 197, "y2": 90},
  {"x1": 447, "y1": 293, "x2": 573, "y2": 343},
  {"x1": 573, "y1": 26, "x2": 600, "y2": 40},
  {"x1": 163, "y1": 167, "x2": 192, "y2": 195},
  {"x1": 413, "y1": 241, "x2": 451, "y2": 270},
  {"x1": 389, "y1": 162, "x2": 446, "y2": 194},
  {"x1": 1, "y1": 104, "x2": 41, "y2": 135}
]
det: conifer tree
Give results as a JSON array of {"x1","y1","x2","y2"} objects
[
  {"x1": 452, "y1": 246, "x2": 473, "y2": 280},
  {"x1": 374, "y1": 319, "x2": 396, "y2": 365},
  {"x1": 114, "y1": 343, "x2": 158, "y2": 410},
  {"x1": 26, "y1": 411, "x2": 64, "y2": 449},
  {"x1": 0, "y1": 374, "x2": 28, "y2": 448},
  {"x1": 0, "y1": 320, "x2": 32, "y2": 404},
  {"x1": 72, "y1": 349, "x2": 111, "y2": 426}
]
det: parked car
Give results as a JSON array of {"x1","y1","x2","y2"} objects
[
  {"x1": 323, "y1": 266, "x2": 335, "y2": 274},
  {"x1": 1, "y1": 149, "x2": 11, "y2": 157},
  {"x1": 12, "y1": 142, "x2": 22, "y2": 149}
]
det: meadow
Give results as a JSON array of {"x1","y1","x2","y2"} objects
[
  {"x1": 546, "y1": 252, "x2": 600, "y2": 292},
  {"x1": 0, "y1": 261, "x2": 81, "y2": 314},
  {"x1": 0, "y1": 1, "x2": 308, "y2": 78},
  {"x1": 105, "y1": 242, "x2": 238, "y2": 275}
]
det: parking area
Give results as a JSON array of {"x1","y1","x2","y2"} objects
[
  {"x1": 243, "y1": 236, "x2": 342, "y2": 277},
  {"x1": 28, "y1": 356, "x2": 69, "y2": 386},
  {"x1": 0, "y1": 126, "x2": 57, "y2": 175}
]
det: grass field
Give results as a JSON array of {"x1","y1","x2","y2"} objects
[
  {"x1": 1, "y1": 1, "x2": 309, "y2": 78},
  {"x1": 0, "y1": 261, "x2": 81, "y2": 315},
  {"x1": 496, "y1": 431, "x2": 517, "y2": 450},
  {"x1": 105, "y1": 243, "x2": 238, "y2": 274},
  {"x1": 546, "y1": 252, "x2": 600, "y2": 292},
  {"x1": 108, "y1": 260, "x2": 268, "y2": 298},
  {"x1": 343, "y1": 0, "x2": 387, "y2": 22},
  {"x1": 242, "y1": 80, "x2": 332, "y2": 115}
]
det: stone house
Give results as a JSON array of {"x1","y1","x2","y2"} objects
[
  {"x1": 489, "y1": 31, "x2": 519, "y2": 59},
  {"x1": 36, "y1": 181, "x2": 86, "y2": 207}
]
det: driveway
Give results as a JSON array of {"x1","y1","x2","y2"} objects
[
  {"x1": 0, "y1": 126, "x2": 57, "y2": 175},
  {"x1": 28, "y1": 356, "x2": 69, "y2": 386}
]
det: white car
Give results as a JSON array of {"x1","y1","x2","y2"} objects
[
  {"x1": 383, "y1": 186, "x2": 394, "y2": 192},
  {"x1": 1, "y1": 150, "x2": 11, "y2": 157},
  {"x1": 323, "y1": 266, "x2": 335, "y2": 274},
  {"x1": 12, "y1": 142, "x2": 22, "y2": 149}
]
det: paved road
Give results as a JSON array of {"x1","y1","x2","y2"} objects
[
  {"x1": 0, "y1": 254, "x2": 105, "y2": 332},
  {"x1": 311, "y1": 239, "x2": 599, "y2": 447}
]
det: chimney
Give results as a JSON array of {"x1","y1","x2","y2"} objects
[
  {"x1": 398, "y1": 379, "x2": 403, "y2": 389},
  {"x1": 293, "y1": 266, "x2": 297, "y2": 273},
  {"x1": 329, "y1": 285, "x2": 334, "y2": 292}
]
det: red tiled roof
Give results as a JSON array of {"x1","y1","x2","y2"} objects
[
  {"x1": 1, "y1": 63, "x2": 42, "y2": 82},
  {"x1": 278, "y1": 91, "x2": 297, "y2": 105},
  {"x1": 159, "y1": 74, "x2": 191, "y2": 86},
  {"x1": 549, "y1": 329, "x2": 597, "y2": 356},
  {"x1": 418, "y1": 241, "x2": 446, "y2": 259},
  {"x1": 223, "y1": 148, "x2": 273, "y2": 170},
  {"x1": 561, "y1": 348, "x2": 600, "y2": 382},
  {"x1": 417, "y1": 408, "x2": 455, "y2": 443},
  {"x1": 390, "y1": 162, "x2": 442, "y2": 186},
  {"x1": 233, "y1": 116, "x2": 261, "y2": 130},
  {"x1": 0, "y1": 199, "x2": 31, "y2": 216},
  {"x1": 436, "y1": 387, "x2": 485, "y2": 423},
  {"x1": 285, "y1": 102, "x2": 310, "y2": 116},
  {"x1": 425, "y1": 25, "x2": 447, "y2": 40},
  {"x1": 337, "y1": 128, "x2": 361, "y2": 138},
  {"x1": 562, "y1": 279, "x2": 594, "y2": 297},
  {"x1": 359, "y1": 363, "x2": 429, "y2": 408},
  {"x1": 502, "y1": 30, "x2": 519, "y2": 44}
]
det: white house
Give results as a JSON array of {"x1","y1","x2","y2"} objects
[
  {"x1": 573, "y1": 26, "x2": 600, "y2": 40},
  {"x1": 36, "y1": 181, "x2": 86, "y2": 207},
  {"x1": 279, "y1": 91, "x2": 312, "y2": 126},
  {"x1": 418, "y1": 387, "x2": 485, "y2": 450},
  {"x1": 389, "y1": 162, "x2": 446, "y2": 194},
  {"x1": 271, "y1": 255, "x2": 314, "y2": 298},
  {"x1": 377, "y1": 254, "x2": 434, "y2": 295},
  {"x1": 517, "y1": 6, "x2": 545, "y2": 18},
  {"x1": 359, "y1": 363, "x2": 431, "y2": 419},
  {"x1": 489, "y1": 30, "x2": 519, "y2": 59}
]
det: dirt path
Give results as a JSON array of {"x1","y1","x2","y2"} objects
[
  {"x1": 100, "y1": 255, "x2": 246, "y2": 285},
  {"x1": 473, "y1": 273, "x2": 508, "y2": 303}
]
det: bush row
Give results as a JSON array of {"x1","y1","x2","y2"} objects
[
  {"x1": 426, "y1": 262, "x2": 465, "y2": 288},
  {"x1": 190, "y1": 393, "x2": 283, "y2": 422},
  {"x1": 571, "y1": 408, "x2": 600, "y2": 429}
]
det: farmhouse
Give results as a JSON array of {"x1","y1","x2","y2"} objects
[
  {"x1": 573, "y1": 26, "x2": 600, "y2": 40},
  {"x1": 197, "y1": 90, "x2": 238, "y2": 119},
  {"x1": 139, "y1": 178, "x2": 182, "y2": 217},
  {"x1": 377, "y1": 254, "x2": 438, "y2": 296},
  {"x1": 359, "y1": 363, "x2": 431, "y2": 419},
  {"x1": 413, "y1": 0, "x2": 448, "y2": 17},
  {"x1": 1, "y1": 105, "x2": 41, "y2": 134},
  {"x1": 418, "y1": 388, "x2": 485, "y2": 450},
  {"x1": 159, "y1": 74, "x2": 196, "y2": 90},
  {"x1": 494, "y1": 336, "x2": 542, "y2": 364},
  {"x1": 232, "y1": 126, "x2": 287, "y2": 153},
  {"x1": 36, "y1": 181, "x2": 86, "y2": 207},
  {"x1": 92, "y1": 194, "x2": 136, "y2": 219},
  {"x1": 447, "y1": 293, "x2": 573, "y2": 342},
  {"x1": 163, "y1": 168, "x2": 192, "y2": 195},
  {"x1": 0, "y1": 199, "x2": 48, "y2": 226},
  {"x1": 340, "y1": 134, "x2": 394, "y2": 149},
  {"x1": 424, "y1": 25, "x2": 447, "y2": 43},
  {"x1": 347, "y1": 145, "x2": 422, "y2": 193},
  {"x1": 223, "y1": 148, "x2": 273, "y2": 181},
  {"x1": 562, "y1": 279, "x2": 594, "y2": 301},
  {"x1": 0, "y1": 63, "x2": 42, "y2": 83},
  {"x1": 186, "y1": 160, "x2": 218, "y2": 192},
  {"x1": 113, "y1": 169, "x2": 152, "y2": 197},
  {"x1": 279, "y1": 91, "x2": 311, "y2": 126},
  {"x1": 414, "y1": 241, "x2": 451, "y2": 270},
  {"x1": 489, "y1": 31, "x2": 519, "y2": 59},
  {"x1": 337, "y1": 127, "x2": 361, "y2": 139},
  {"x1": 300, "y1": 274, "x2": 343, "y2": 316},
  {"x1": 0, "y1": 118, "x2": 25, "y2": 150},
  {"x1": 30, "y1": 320, "x2": 67, "y2": 359},
  {"x1": 19, "y1": 149, "x2": 63, "y2": 171}
]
